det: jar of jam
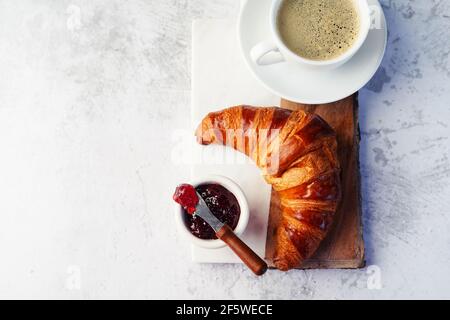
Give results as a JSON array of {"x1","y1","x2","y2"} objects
[{"x1": 174, "y1": 175, "x2": 249, "y2": 249}]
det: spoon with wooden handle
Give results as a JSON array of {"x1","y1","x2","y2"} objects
[{"x1": 195, "y1": 192, "x2": 268, "y2": 276}]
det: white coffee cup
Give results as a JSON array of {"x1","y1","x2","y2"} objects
[{"x1": 250, "y1": 0, "x2": 371, "y2": 69}]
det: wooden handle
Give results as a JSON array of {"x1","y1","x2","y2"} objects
[{"x1": 216, "y1": 225, "x2": 268, "y2": 276}]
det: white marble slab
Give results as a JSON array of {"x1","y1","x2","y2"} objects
[{"x1": 191, "y1": 19, "x2": 279, "y2": 263}]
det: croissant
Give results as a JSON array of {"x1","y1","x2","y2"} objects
[{"x1": 195, "y1": 105, "x2": 341, "y2": 271}]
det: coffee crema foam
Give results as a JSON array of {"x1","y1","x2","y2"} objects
[{"x1": 277, "y1": 0, "x2": 360, "y2": 61}]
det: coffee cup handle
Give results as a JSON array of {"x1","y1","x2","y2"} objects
[{"x1": 250, "y1": 40, "x2": 285, "y2": 66}]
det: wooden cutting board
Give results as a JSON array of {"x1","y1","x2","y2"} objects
[{"x1": 265, "y1": 94, "x2": 365, "y2": 269}]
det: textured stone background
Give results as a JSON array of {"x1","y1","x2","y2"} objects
[{"x1": 0, "y1": 0, "x2": 449, "y2": 299}]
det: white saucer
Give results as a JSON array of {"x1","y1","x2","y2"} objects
[{"x1": 238, "y1": 0, "x2": 387, "y2": 104}]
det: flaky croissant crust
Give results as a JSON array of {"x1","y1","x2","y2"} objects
[{"x1": 196, "y1": 106, "x2": 341, "y2": 271}]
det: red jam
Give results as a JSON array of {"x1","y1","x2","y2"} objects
[
  {"x1": 173, "y1": 184, "x2": 199, "y2": 214},
  {"x1": 183, "y1": 184, "x2": 241, "y2": 240}
]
